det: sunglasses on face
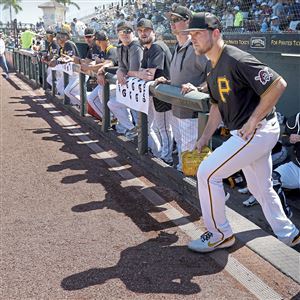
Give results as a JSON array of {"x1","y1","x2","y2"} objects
[
  {"x1": 170, "y1": 17, "x2": 185, "y2": 24},
  {"x1": 117, "y1": 28, "x2": 133, "y2": 34},
  {"x1": 84, "y1": 35, "x2": 93, "y2": 39}
]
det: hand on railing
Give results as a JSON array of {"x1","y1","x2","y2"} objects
[
  {"x1": 154, "y1": 76, "x2": 170, "y2": 86},
  {"x1": 181, "y1": 82, "x2": 198, "y2": 95}
]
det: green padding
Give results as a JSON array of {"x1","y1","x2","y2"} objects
[{"x1": 151, "y1": 84, "x2": 210, "y2": 113}]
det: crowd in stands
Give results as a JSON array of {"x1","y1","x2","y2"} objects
[{"x1": 88, "y1": 0, "x2": 300, "y2": 34}]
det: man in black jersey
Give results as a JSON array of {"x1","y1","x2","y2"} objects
[
  {"x1": 86, "y1": 31, "x2": 118, "y2": 119},
  {"x1": 63, "y1": 28, "x2": 113, "y2": 107},
  {"x1": 54, "y1": 29, "x2": 80, "y2": 99},
  {"x1": 43, "y1": 29, "x2": 60, "y2": 89},
  {"x1": 130, "y1": 18, "x2": 173, "y2": 163},
  {"x1": 183, "y1": 12, "x2": 300, "y2": 252}
]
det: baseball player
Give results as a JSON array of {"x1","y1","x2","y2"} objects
[
  {"x1": 86, "y1": 31, "x2": 118, "y2": 119},
  {"x1": 130, "y1": 19, "x2": 173, "y2": 163},
  {"x1": 183, "y1": 12, "x2": 300, "y2": 252},
  {"x1": 156, "y1": 6, "x2": 209, "y2": 170},
  {"x1": 55, "y1": 29, "x2": 80, "y2": 99},
  {"x1": 42, "y1": 29, "x2": 60, "y2": 89},
  {"x1": 107, "y1": 21, "x2": 143, "y2": 137},
  {"x1": 63, "y1": 28, "x2": 102, "y2": 106}
]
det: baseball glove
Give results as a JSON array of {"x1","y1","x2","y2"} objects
[{"x1": 182, "y1": 146, "x2": 212, "y2": 176}]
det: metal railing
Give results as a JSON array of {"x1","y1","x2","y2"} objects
[{"x1": 12, "y1": 49, "x2": 211, "y2": 156}]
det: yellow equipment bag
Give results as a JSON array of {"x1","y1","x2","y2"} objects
[{"x1": 182, "y1": 146, "x2": 212, "y2": 176}]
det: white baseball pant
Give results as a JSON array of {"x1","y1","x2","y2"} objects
[
  {"x1": 64, "y1": 74, "x2": 81, "y2": 106},
  {"x1": 46, "y1": 67, "x2": 62, "y2": 90},
  {"x1": 275, "y1": 161, "x2": 300, "y2": 189},
  {"x1": 197, "y1": 116, "x2": 298, "y2": 244},
  {"x1": 171, "y1": 115, "x2": 198, "y2": 170},
  {"x1": 107, "y1": 96, "x2": 135, "y2": 131},
  {"x1": 148, "y1": 100, "x2": 173, "y2": 163},
  {"x1": 87, "y1": 85, "x2": 103, "y2": 118}
]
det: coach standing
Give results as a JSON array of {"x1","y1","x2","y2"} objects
[
  {"x1": 157, "y1": 6, "x2": 209, "y2": 171},
  {"x1": 184, "y1": 12, "x2": 300, "y2": 252}
]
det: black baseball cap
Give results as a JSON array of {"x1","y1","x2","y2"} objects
[
  {"x1": 166, "y1": 5, "x2": 192, "y2": 20},
  {"x1": 116, "y1": 20, "x2": 134, "y2": 31},
  {"x1": 46, "y1": 28, "x2": 55, "y2": 35},
  {"x1": 84, "y1": 27, "x2": 95, "y2": 37},
  {"x1": 95, "y1": 31, "x2": 108, "y2": 41},
  {"x1": 137, "y1": 18, "x2": 154, "y2": 30},
  {"x1": 182, "y1": 12, "x2": 222, "y2": 32},
  {"x1": 56, "y1": 28, "x2": 71, "y2": 37}
]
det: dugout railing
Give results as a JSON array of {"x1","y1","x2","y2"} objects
[{"x1": 12, "y1": 49, "x2": 211, "y2": 157}]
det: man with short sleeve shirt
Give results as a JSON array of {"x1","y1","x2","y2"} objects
[
  {"x1": 43, "y1": 29, "x2": 60, "y2": 88},
  {"x1": 183, "y1": 12, "x2": 300, "y2": 252},
  {"x1": 54, "y1": 29, "x2": 80, "y2": 98},
  {"x1": 130, "y1": 18, "x2": 173, "y2": 163},
  {"x1": 86, "y1": 31, "x2": 118, "y2": 119},
  {"x1": 107, "y1": 21, "x2": 143, "y2": 137}
]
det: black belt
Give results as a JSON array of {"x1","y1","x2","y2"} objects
[{"x1": 265, "y1": 112, "x2": 276, "y2": 121}]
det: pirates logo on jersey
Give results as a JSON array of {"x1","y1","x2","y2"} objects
[
  {"x1": 217, "y1": 77, "x2": 231, "y2": 103},
  {"x1": 255, "y1": 67, "x2": 273, "y2": 85}
]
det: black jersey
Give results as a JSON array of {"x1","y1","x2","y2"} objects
[
  {"x1": 101, "y1": 44, "x2": 118, "y2": 66},
  {"x1": 47, "y1": 40, "x2": 60, "y2": 58},
  {"x1": 141, "y1": 40, "x2": 172, "y2": 112},
  {"x1": 207, "y1": 45, "x2": 281, "y2": 130},
  {"x1": 60, "y1": 40, "x2": 80, "y2": 57},
  {"x1": 86, "y1": 43, "x2": 102, "y2": 60}
]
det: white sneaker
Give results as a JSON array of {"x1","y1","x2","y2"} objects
[
  {"x1": 243, "y1": 195, "x2": 258, "y2": 207},
  {"x1": 188, "y1": 231, "x2": 235, "y2": 253}
]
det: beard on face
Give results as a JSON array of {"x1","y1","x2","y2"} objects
[{"x1": 139, "y1": 35, "x2": 153, "y2": 45}]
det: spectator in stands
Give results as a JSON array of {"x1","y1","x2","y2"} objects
[
  {"x1": 89, "y1": 17, "x2": 102, "y2": 32},
  {"x1": 0, "y1": 31, "x2": 9, "y2": 79},
  {"x1": 20, "y1": 28, "x2": 36, "y2": 49},
  {"x1": 270, "y1": 15, "x2": 281, "y2": 31},
  {"x1": 71, "y1": 18, "x2": 78, "y2": 36},
  {"x1": 107, "y1": 21, "x2": 143, "y2": 138},
  {"x1": 272, "y1": 0, "x2": 285, "y2": 17},
  {"x1": 233, "y1": 6, "x2": 244, "y2": 27},
  {"x1": 222, "y1": 9, "x2": 234, "y2": 28}
]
